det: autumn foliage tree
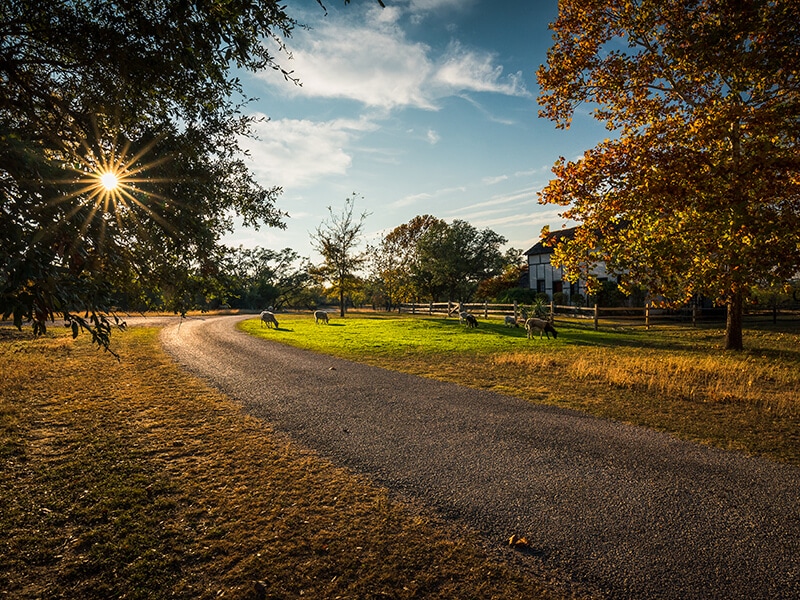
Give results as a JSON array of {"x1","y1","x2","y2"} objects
[
  {"x1": 369, "y1": 215, "x2": 446, "y2": 307},
  {"x1": 537, "y1": 0, "x2": 800, "y2": 350}
]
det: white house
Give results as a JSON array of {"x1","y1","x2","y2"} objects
[{"x1": 523, "y1": 227, "x2": 613, "y2": 304}]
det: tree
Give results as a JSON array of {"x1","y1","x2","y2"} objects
[
  {"x1": 223, "y1": 246, "x2": 311, "y2": 310},
  {"x1": 414, "y1": 220, "x2": 507, "y2": 302},
  {"x1": 310, "y1": 194, "x2": 370, "y2": 317},
  {"x1": 0, "y1": 0, "x2": 303, "y2": 349},
  {"x1": 537, "y1": 0, "x2": 800, "y2": 350},
  {"x1": 369, "y1": 215, "x2": 445, "y2": 308},
  {"x1": 476, "y1": 251, "x2": 528, "y2": 301}
]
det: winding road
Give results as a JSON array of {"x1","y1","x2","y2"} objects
[{"x1": 159, "y1": 315, "x2": 799, "y2": 600}]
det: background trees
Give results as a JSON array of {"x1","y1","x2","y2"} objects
[
  {"x1": 1, "y1": 0, "x2": 297, "y2": 347},
  {"x1": 369, "y1": 216, "x2": 507, "y2": 304},
  {"x1": 537, "y1": 0, "x2": 800, "y2": 350},
  {"x1": 223, "y1": 247, "x2": 312, "y2": 310},
  {"x1": 369, "y1": 215, "x2": 445, "y2": 308}
]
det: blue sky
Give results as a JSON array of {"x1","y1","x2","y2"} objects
[{"x1": 225, "y1": 0, "x2": 610, "y2": 261}]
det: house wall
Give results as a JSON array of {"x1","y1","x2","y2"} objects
[{"x1": 527, "y1": 253, "x2": 609, "y2": 303}]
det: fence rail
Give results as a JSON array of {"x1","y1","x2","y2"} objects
[{"x1": 397, "y1": 301, "x2": 800, "y2": 330}]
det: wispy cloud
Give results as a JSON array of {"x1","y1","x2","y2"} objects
[
  {"x1": 240, "y1": 114, "x2": 377, "y2": 188},
  {"x1": 392, "y1": 185, "x2": 467, "y2": 208},
  {"x1": 482, "y1": 174, "x2": 508, "y2": 185},
  {"x1": 261, "y1": 10, "x2": 529, "y2": 111}
]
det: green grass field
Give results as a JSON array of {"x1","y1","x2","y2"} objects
[{"x1": 240, "y1": 312, "x2": 800, "y2": 464}]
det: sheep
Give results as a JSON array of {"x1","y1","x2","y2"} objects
[
  {"x1": 525, "y1": 317, "x2": 558, "y2": 340},
  {"x1": 504, "y1": 315, "x2": 519, "y2": 328},
  {"x1": 260, "y1": 310, "x2": 279, "y2": 329},
  {"x1": 464, "y1": 313, "x2": 478, "y2": 328},
  {"x1": 314, "y1": 310, "x2": 329, "y2": 324},
  {"x1": 449, "y1": 303, "x2": 476, "y2": 327}
]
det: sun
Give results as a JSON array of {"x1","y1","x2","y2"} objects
[{"x1": 99, "y1": 171, "x2": 119, "y2": 191}]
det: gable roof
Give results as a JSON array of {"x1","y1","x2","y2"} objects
[{"x1": 523, "y1": 227, "x2": 577, "y2": 256}]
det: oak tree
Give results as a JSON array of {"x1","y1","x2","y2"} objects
[
  {"x1": 0, "y1": 0, "x2": 382, "y2": 349},
  {"x1": 414, "y1": 219, "x2": 507, "y2": 302},
  {"x1": 369, "y1": 215, "x2": 446, "y2": 307},
  {"x1": 537, "y1": 0, "x2": 800, "y2": 349}
]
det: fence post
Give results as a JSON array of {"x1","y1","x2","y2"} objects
[
  {"x1": 447, "y1": 300, "x2": 452, "y2": 317},
  {"x1": 550, "y1": 301, "x2": 554, "y2": 322},
  {"x1": 484, "y1": 301, "x2": 488, "y2": 318},
  {"x1": 692, "y1": 302, "x2": 698, "y2": 327},
  {"x1": 645, "y1": 302, "x2": 650, "y2": 330},
  {"x1": 513, "y1": 300, "x2": 518, "y2": 321},
  {"x1": 593, "y1": 302, "x2": 599, "y2": 331}
]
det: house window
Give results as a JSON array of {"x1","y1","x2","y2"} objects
[
  {"x1": 537, "y1": 279, "x2": 546, "y2": 293},
  {"x1": 553, "y1": 281, "x2": 563, "y2": 294}
]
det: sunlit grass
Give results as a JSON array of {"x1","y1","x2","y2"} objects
[
  {"x1": 241, "y1": 312, "x2": 800, "y2": 463},
  {"x1": 239, "y1": 312, "x2": 555, "y2": 358}
]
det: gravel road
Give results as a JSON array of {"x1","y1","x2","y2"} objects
[{"x1": 159, "y1": 315, "x2": 800, "y2": 600}]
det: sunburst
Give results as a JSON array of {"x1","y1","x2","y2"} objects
[{"x1": 48, "y1": 125, "x2": 177, "y2": 253}]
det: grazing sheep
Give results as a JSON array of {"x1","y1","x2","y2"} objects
[
  {"x1": 449, "y1": 304, "x2": 477, "y2": 327},
  {"x1": 260, "y1": 310, "x2": 279, "y2": 329},
  {"x1": 525, "y1": 317, "x2": 558, "y2": 339},
  {"x1": 314, "y1": 310, "x2": 329, "y2": 324},
  {"x1": 504, "y1": 315, "x2": 519, "y2": 328}
]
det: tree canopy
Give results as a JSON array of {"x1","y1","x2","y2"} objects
[
  {"x1": 370, "y1": 216, "x2": 507, "y2": 304},
  {"x1": 537, "y1": 0, "x2": 800, "y2": 350},
  {"x1": 1, "y1": 0, "x2": 320, "y2": 348}
]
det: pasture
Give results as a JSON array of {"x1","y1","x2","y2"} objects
[{"x1": 240, "y1": 312, "x2": 800, "y2": 465}]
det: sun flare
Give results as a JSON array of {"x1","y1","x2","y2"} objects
[
  {"x1": 99, "y1": 171, "x2": 119, "y2": 191},
  {"x1": 42, "y1": 124, "x2": 179, "y2": 254}
]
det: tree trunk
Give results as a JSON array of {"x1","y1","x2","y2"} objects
[
  {"x1": 339, "y1": 288, "x2": 345, "y2": 318},
  {"x1": 725, "y1": 290, "x2": 744, "y2": 351}
]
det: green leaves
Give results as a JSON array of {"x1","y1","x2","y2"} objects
[{"x1": 1, "y1": 0, "x2": 302, "y2": 350}]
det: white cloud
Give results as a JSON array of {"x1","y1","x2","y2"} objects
[
  {"x1": 271, "y1": 23, "x2": 435, "y2": 110},
  {"x1": 241, "y1": 114, "x2": 377, "y2": 188},
  {"x1": 392, "y1": 185, "x2": 466, "y2": 208},
  {"x1": 426, "y1": 129, "x2": 441, "y2": 144},
  {"x1": 432, "y1": 42, "x2": 528, "y2": 98},
  {"x1": 261, "y1": 13, "x2": 529, "y2": 111}
]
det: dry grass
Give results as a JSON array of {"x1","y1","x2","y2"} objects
[
  {"x1": 0, "y1": 326, "x2": 573, "y2": 600},
  {"x1": 494, "y1": 346, "x2": 800, "y2": 418}
]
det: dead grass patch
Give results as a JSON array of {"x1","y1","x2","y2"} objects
[
  {"x1": 494, "y1": 347, "x2": 800, "y2": 417},
  {"x1": 0, "y1": 327, "x2": 570, "y2": 600}
]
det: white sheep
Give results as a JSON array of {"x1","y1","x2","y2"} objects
[
  {"x1": 314, "y1": 310, "x2": 329, "y2": 324},
  {"x1": 260, "y1": 310, "x2": 279, "y2": 329},
  {"x1": 525, "y1": 317, "x2": 558, "y2": 339},
  {"x1": 504, "y1": 315, "x2": 519, "y2": 328}
]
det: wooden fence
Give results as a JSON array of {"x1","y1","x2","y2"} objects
[{"x1": 397, "y1": 301, "x2": 800, "y2": 330}]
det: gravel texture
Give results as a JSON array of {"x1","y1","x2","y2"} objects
[{"x1": 159, "y1": 315, "x2": 800, "y2": 600}]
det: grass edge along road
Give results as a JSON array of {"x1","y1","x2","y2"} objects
[
  {"x1": 241, "y1": 312, "x2": 800, "y2": 466},
  {"x1": 1, "y1": 326, "x2": 576, "y2": 600}
]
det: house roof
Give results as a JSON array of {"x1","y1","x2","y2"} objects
[{"x1": 524, "y1": 227, "x2": 577, "y2": 256}]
